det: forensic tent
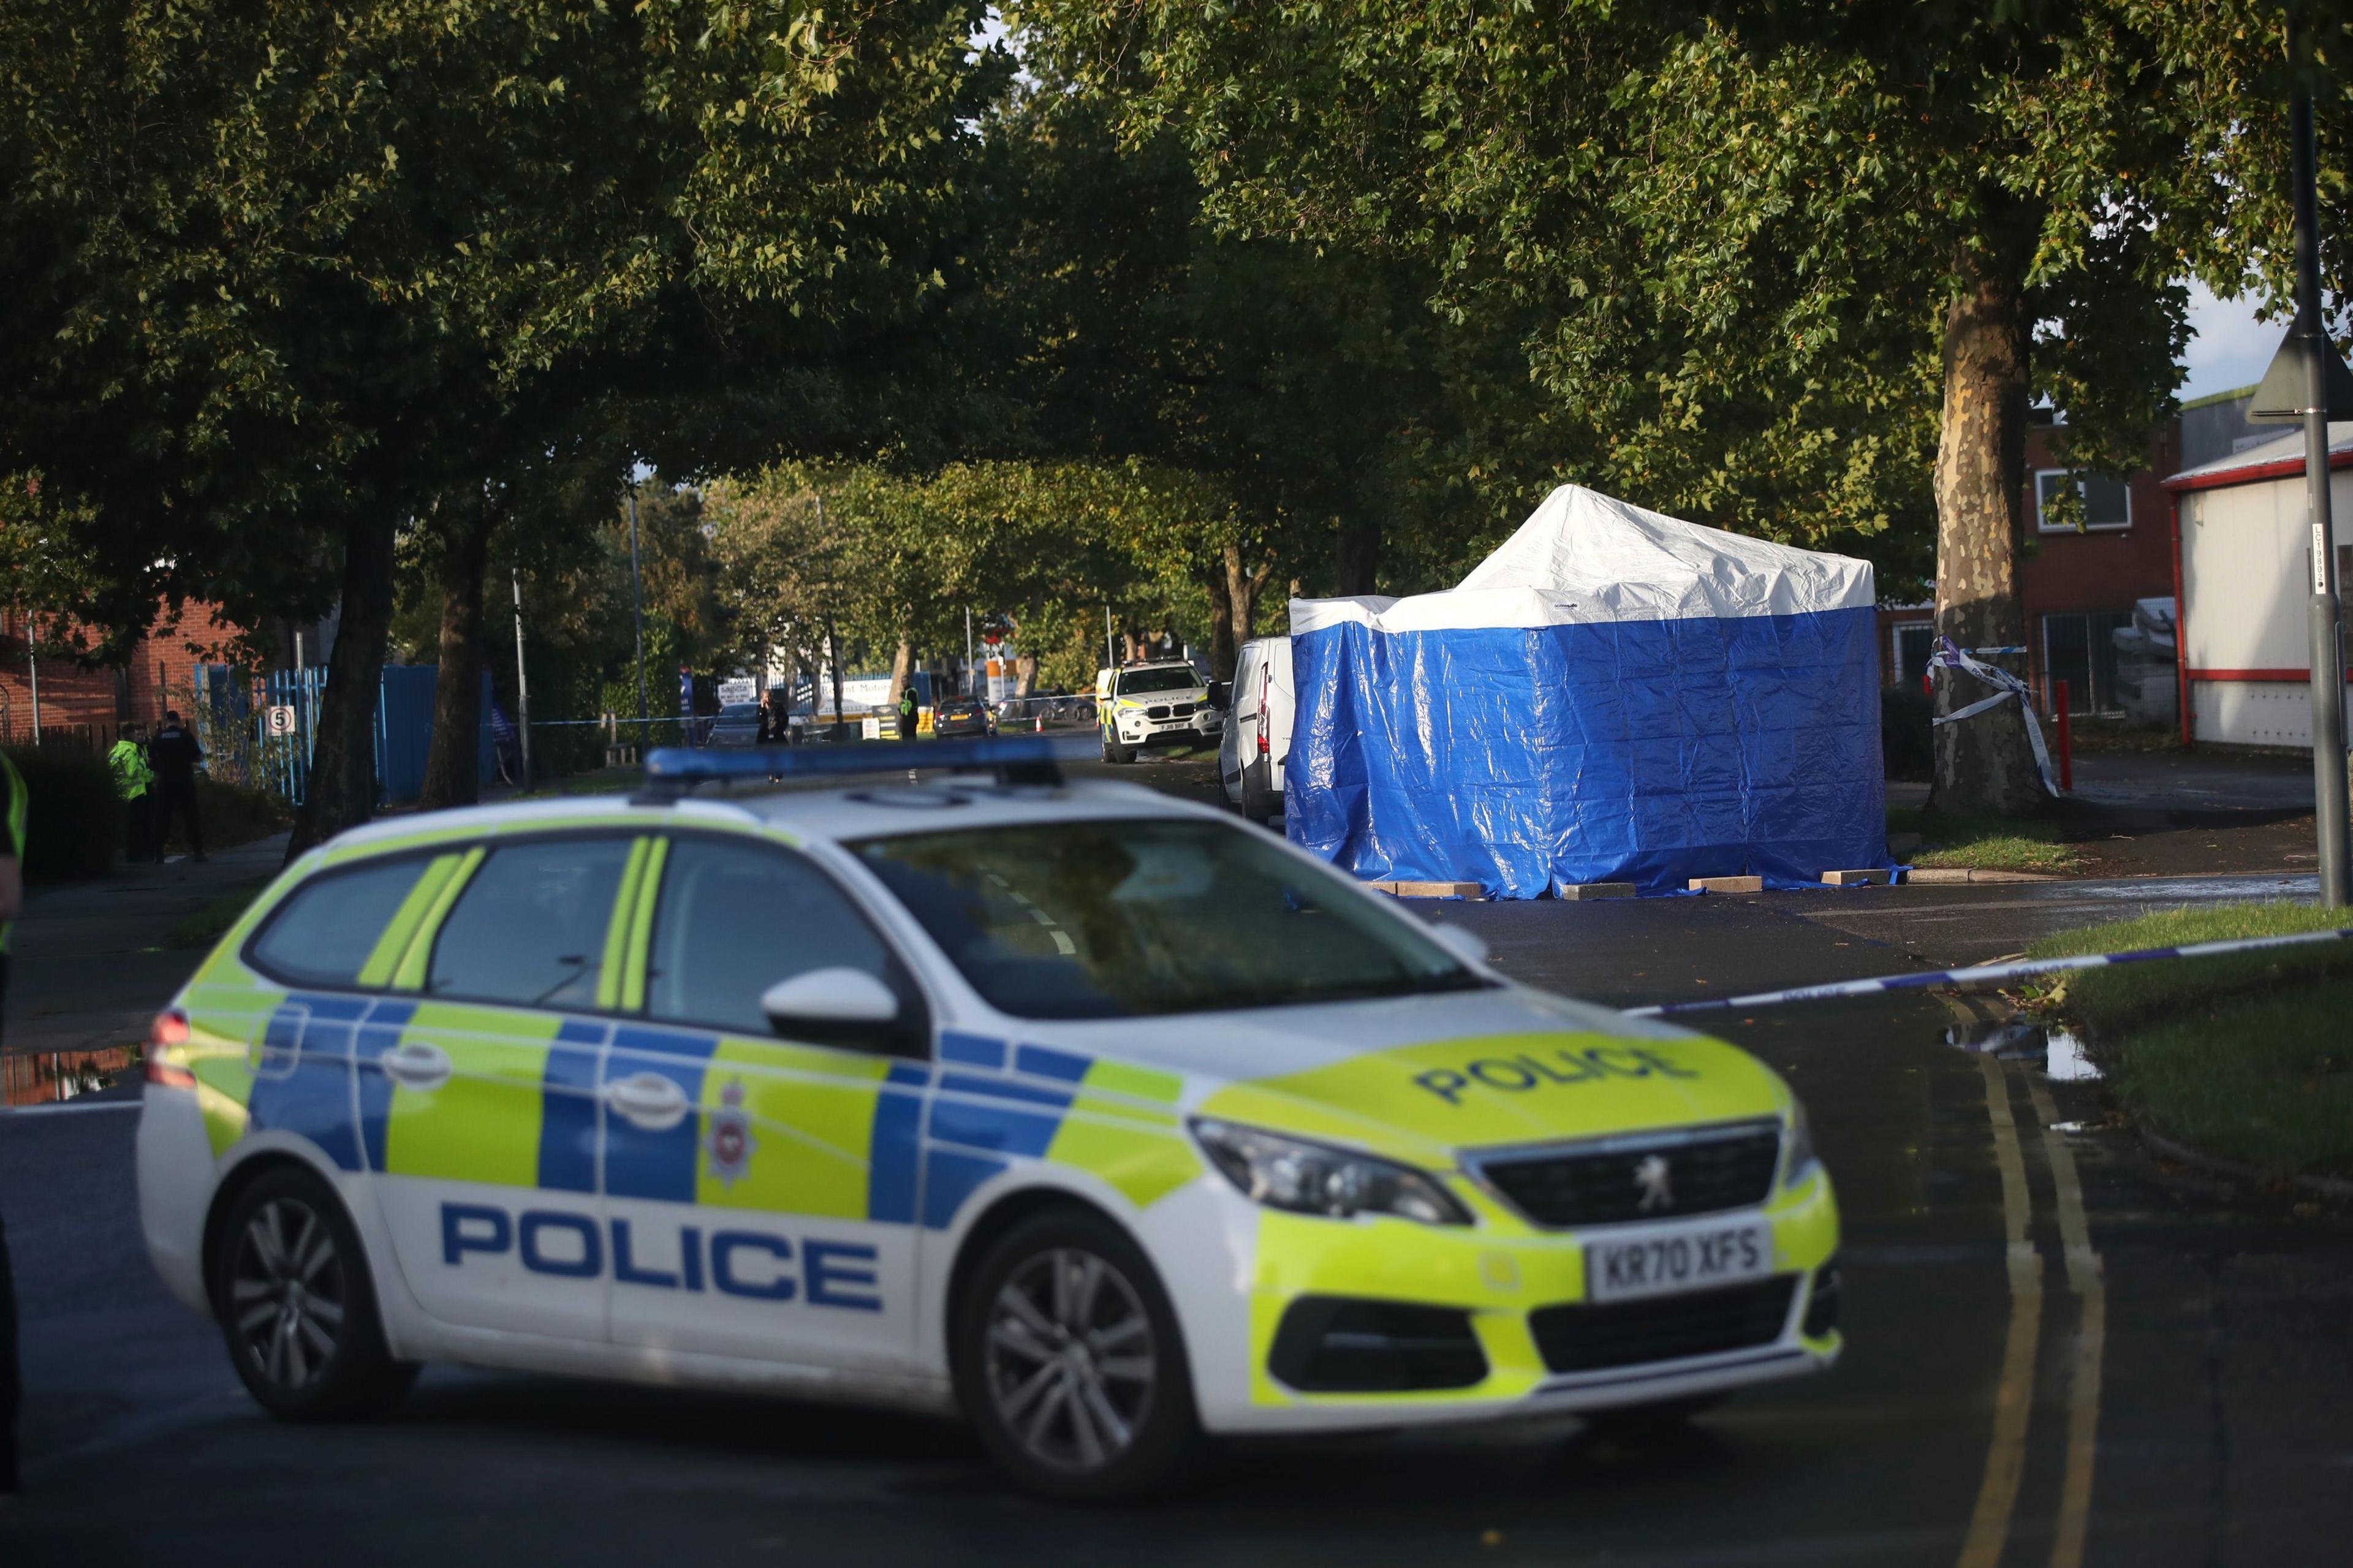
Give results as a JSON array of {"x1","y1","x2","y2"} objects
[{"x1": 1285, "y1": 485, "x2": 1890, "y2": 896}]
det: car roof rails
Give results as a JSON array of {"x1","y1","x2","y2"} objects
[{"x1": 634, "y1": 733, "x2": 1094, "y2": 803}]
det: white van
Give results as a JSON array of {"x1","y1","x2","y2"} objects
[{"x1": 1218, "y1": 636, "x2": 1294, "y2": 824}]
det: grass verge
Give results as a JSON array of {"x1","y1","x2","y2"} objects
[
  {"x1": 165, "y1": 876, "x2": 275, "y2": 949},
  {"x1": 2024, "y1": 901, "x2": 2353, "y2": 1180},
  {"x1": 1888, "y1": 803, "x2": 2086, "y2": 875}
]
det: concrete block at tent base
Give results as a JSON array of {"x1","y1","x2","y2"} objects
[
  {"x1": 1370, "y1": 879, "x2": 1485, "y2": 900},
  {"x1": 1887, "y1": 832, "x2": 1923, "y2": 857},
  {"x1": 1560, "y1": 882, "x2": 1635, "y2": 900},
  {"x1": 1821, "y1": 869, "x2": 1890, "y2": 887},
  {"x1": 1687, "y1": 876, "x2": 1765, "y2": 895}
]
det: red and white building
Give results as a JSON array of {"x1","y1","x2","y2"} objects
[{"x1": 2162, "y1": 420, "x2": 2353, "y2": 751}]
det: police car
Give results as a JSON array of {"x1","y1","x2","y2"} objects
[
  {"x1": 135, "y1": 737, "x2": 1839, "y2": 1498},
  {"x1": 1100, "y1": 661, "x2": 1222, "y2": 763}
]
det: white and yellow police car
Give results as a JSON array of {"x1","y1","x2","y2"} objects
[
  {"x1": 1100, "y1": 660, "x2": 1222, "y2": 764},
  {"x1": 137, "y1": 737, "x2": 1839, "y2": 1498}
]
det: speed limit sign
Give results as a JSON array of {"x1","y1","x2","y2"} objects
[{"x1": 265, "y1": 705, "x2": 297, "y2": 737}]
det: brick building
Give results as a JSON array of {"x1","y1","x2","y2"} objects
[
  {"x1": 1879, "y1": 387, "x2": 2259, "y2": 721},
  {"x1": 0, "y1": 599, "x2": 293, "y2": 746}
]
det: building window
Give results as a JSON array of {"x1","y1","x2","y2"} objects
[
  {"x1": 2035, "y1": 470, "x2": 2132, "y2": 532},
  {"x1": 1889, "y1": 623, "x2": 1936, "y2": 691},
  {"x1": 2040, "y1": 611, "x2": 2135, "y2": 716}
]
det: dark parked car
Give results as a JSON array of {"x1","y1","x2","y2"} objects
[
  {"x1": 705, "y1": 702, "x2": 765, "y2": 747},
  {"x1": 932, "y1": 696, "x2": 995, "y2": 738}
]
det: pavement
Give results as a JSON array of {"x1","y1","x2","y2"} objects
[
  {"x1": 2, "y1": 754, "x2": 2348, "y2": 1564},
  {"x1": 2, "y1": 835, "x2": 290, "y2": 1067}
]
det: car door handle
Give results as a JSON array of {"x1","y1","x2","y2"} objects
[
  {"x1": 604, "y1": 1072, "x2": 690, "y2": 1132},
  {"x1": 380, "y1": 1040, "x2": 452, "y2": 1092}
]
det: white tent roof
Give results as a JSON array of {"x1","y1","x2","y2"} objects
[{"x1": 1290, "y1": 485, "x2": 1876, "y2": 634}]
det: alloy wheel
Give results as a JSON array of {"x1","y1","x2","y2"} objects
[
  {"x1": 229, "y1": 1197, "x2": 347, "y2": 1390},
  {"x1": 983, "y1": 1247, "x2": 1157, "y2": 1472}
]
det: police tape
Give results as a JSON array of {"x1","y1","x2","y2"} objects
[
  {"x1": 1930, "y1": 636, "x2": 2061, "y2": 797},
  {"x1": 1620, "y1": 925, "x2": 2353, "y2": 1019}
]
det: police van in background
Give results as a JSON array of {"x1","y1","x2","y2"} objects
[{"x1": 1216, "y1": 637, "x2": 1294, "y2": 827}]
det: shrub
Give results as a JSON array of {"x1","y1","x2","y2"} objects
[
  {"x1": 1881, "y1": 684, "x2": 1933, "y2": 782},
  {"x1": 3, "y1": 744, "x2": 120, "y2": 880}
]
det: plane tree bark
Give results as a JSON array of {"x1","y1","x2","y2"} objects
[{"x1": 1931, "y1": 252, "x2": 2044, "y2": 816}]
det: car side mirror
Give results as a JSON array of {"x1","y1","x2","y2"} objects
[
  {"x1": 1205, "y1": 681, "x2": 1232, "y2": 710},
  {"x1": 1427, "y1": 923, "x2": 1490, "y2": 968},
  {"x1": 761, "y1": 968, "x2": 901, "y2": 1045}
]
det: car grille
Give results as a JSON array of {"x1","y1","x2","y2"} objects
[
  {"x1": 1528, "y1": 1277, "x2": 1797, "y2": 1374},
  {"x1": 1170, "y1": 702, "x2": 1195, "y2": 718},
  {"x1": 1146, "y1": 704, "x2": 1170, "y2": 719},
  {"x1": 1474, "y1": 1122, "x2": 1781, "y2": 1229}
]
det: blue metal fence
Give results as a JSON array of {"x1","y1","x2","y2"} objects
[{"x1": 255, "y1": 667, "x2": 328, "y2": 805}]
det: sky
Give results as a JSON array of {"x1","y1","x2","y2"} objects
[{"x1": 2180, "y1": 282, "x2": 2290, "y2": 403}]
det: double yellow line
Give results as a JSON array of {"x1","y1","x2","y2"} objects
[{"x1": 1957, "y1": 1053, "x2": 2106, "y2": 1568}]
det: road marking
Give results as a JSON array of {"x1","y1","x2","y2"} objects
[
  {"x1": 2026, "y1": 1074, "x2": 2105, "y2": 1568},
  {"x1": 1958, "y1": 1055, "x2": 2042, "y2": 1568}
]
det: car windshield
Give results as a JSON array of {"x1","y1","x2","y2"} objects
[
  {"x1": 1116, "y1": 667, "x2": 1199, "y2": 695},
  {"x1": 718, "y1": 703, "x2": 759, "y2": 719},
  {"x1": 851, "y1": 817, "x2": 1483, "y2": 1019}
]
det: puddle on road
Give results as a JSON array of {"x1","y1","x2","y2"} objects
[
  {"x1": 1941, "y1": 1018, "x2": 2102, "y2": 1081},
  {"x1": 2, "y1": 1047, "x2": 137, "y2": 1107},
  {"x1": 2073, "y1": 874, "x2": 2318, "y2": 903}
]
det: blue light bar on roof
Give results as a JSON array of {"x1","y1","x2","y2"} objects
[{"x1": 641, "y1": 733, "x2": 1094, "y2": 789}]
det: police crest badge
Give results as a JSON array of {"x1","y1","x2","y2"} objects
[{"x1": 705, "y1": 1077, "x2": 757, "y2": 1186}]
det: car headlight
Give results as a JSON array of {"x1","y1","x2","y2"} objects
[
  {"x1": 1781, "y1": 1099, "x2": 1821, "y2": 1189},
  {"x1": 1191, "y1": 1119, "x2": 1472, "y2": 1225}
]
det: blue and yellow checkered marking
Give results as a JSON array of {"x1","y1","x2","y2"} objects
[{"x1": 219, "y1": 999, "x2": 1195, "y2": 1231}]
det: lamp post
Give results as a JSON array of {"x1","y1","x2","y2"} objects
[
  {"x1": 627, "y1": 478, "x2": 650, "y2": 749},
  {"x1": 2290, "y1": 19, "x2": 2351, "y2": 907},
  {"x1": 510, "y1": 567, "x2": 533, "y2": 790}
]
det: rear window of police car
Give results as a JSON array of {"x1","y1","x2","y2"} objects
[{"x1": 248, "y1": 857, "x2": 436, "y2": 987}]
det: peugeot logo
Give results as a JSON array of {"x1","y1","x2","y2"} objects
[{"x1": 1634, "y1": 1153, "x2": 1674, "y2": 1213}]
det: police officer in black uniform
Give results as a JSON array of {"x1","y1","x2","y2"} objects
[{"x1": 148, "y1": 709, "x2": 206, "y2": 862}]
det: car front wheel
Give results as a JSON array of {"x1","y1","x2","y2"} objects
[{"x1": 954, "y1": 1210, "x2": 1200, "y2": 1499}]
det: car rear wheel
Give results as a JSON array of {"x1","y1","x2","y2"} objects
[
  {"x1": 954, "y1": 1210, "x2": 1200, "y2": 1499},
  {"x1": 212, "y1": 1165, "x2": 416, "y2": 1422}
]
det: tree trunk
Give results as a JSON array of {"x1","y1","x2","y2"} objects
[
  {"x1": 287, "y1": 512, "x2": 398, "y2": 859},
  {"x1": 887, "y1": 636, "x2": 915, "y2": 704},
  {"x1": 1229, "y1": 542, "x2": 1272, "y2": 645},
  {"x1": 1207, "y1": 559, "x2": 1237, "y2": 680},
  {"x1": 420, "y1": 502, "x2": 491, "y2": 809},
  {"x1": 1930, "y1": 255, "x2": 2043, "y2": 817},
  {"x1": 1332, "y1": 516, "x2": 1380, "y2": 597}
]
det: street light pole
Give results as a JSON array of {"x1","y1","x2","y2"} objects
[
  {"x1": 510, "y1": 567, "x2": 533, "y2": 790},
  {"x1": 627, "y1": 479, "x2": 650, "y2": 750},
  {"x1": 2290, "y1": 21, "x2": 2351, "y2": 908}
]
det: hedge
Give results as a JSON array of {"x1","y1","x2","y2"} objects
[{"x1": 3, "y1": 744, "x2": 119, "y2": 880}]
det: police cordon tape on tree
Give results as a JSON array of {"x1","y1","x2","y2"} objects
[
  {"x1": 1620, "y1": 927, "x2": 2353, "y2": 1020},
  {"x1": 134, "y1": 734, "x2": 1840, "y2": 1499},
  {"x1": 1929, "y1": 636, "x2": 2064, "y2": 798}
]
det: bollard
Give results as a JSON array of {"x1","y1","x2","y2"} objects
[{"x1": 2055, "y1": 678, "x2": 2072, "y2": 793}]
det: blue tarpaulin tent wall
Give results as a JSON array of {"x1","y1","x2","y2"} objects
[
  {"x1": 1286, "y1": 486, "x2": 1890, "y2": 897},
  {"x1": 376, "y1": 667, "x2": 498, "y2": 805}
]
